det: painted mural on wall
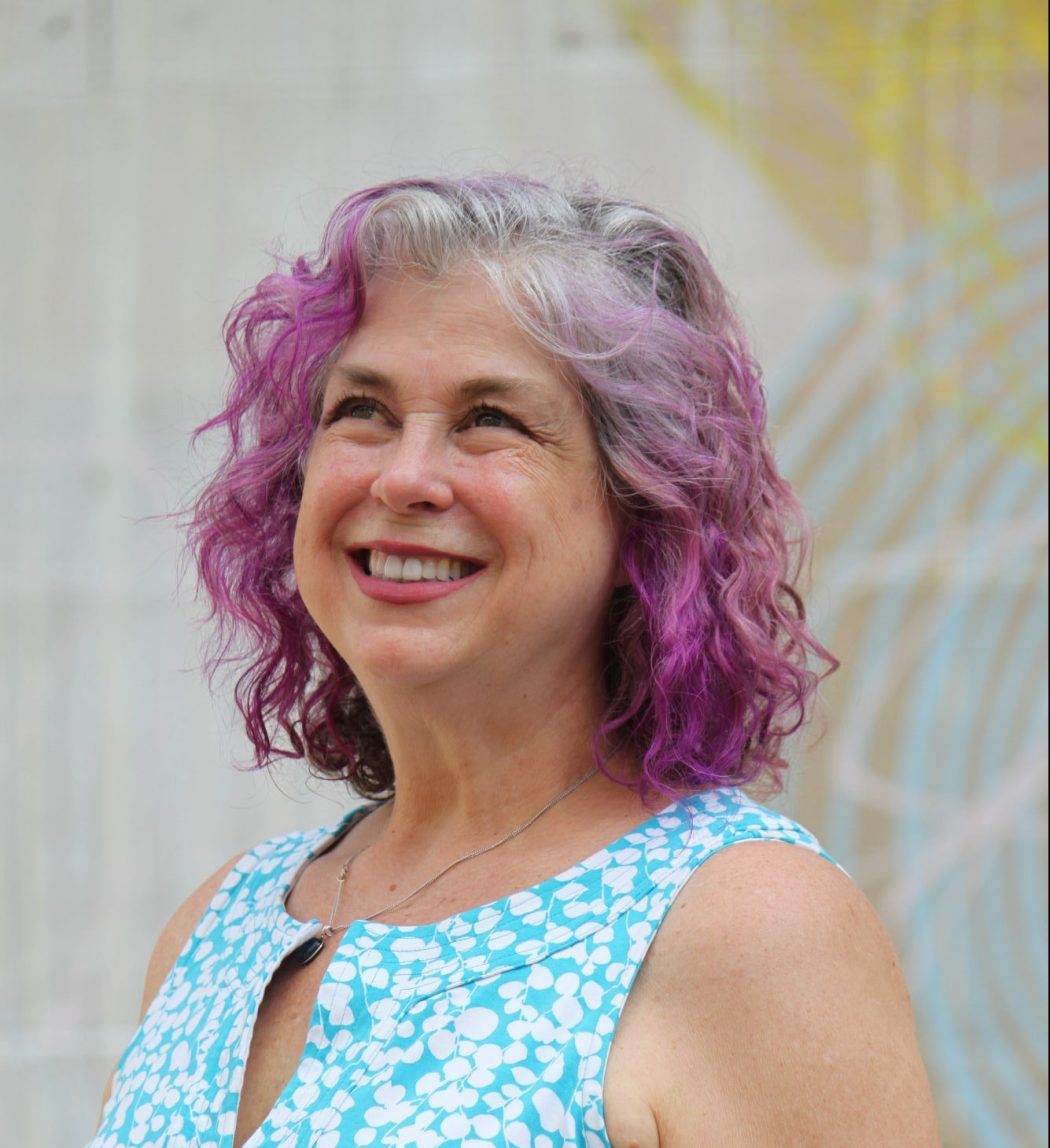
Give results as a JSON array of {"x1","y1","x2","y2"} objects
[{"x1": 617, "y1": 3, "x2": 1048, "y2": 1145}]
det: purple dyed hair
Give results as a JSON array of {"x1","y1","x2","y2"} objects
[{"x1": 189, "y1": 173, "x2": 836, "y2": 799}]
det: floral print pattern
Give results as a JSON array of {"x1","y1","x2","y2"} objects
[{"x1": 89, "y1": 788, "x2": 832, "y2": 1146}]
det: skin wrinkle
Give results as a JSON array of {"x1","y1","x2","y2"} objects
[
  {"x1": 321, "y1": 361, "x2": 584, "y2": 464},
  {"x1": 291, "y1": 274, "x2": 625, "y2": 837},
  {"x1": 188, "y1": 173, "x2": 837, "y2": 801},
  {"x1": 313, "y1": 308, "x2": 608, "y2": 580},
  {"x1": 116, "y1": 176, "x2": 943, "y2": 1148}
]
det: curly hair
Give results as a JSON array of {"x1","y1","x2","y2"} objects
[{"x1": 188, "y1": 173, "x2": 837, "y2": 799}]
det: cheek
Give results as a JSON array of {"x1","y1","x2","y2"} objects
[
  {"x1": 292, "y1": 485, "x2": 348, "y2": 640},
  {"x1": 291, "y1": 466, "x2": 318, "y2": 561},
  {"x1": 291, "y1": 461, "x2": 339, "y2": 592},
  {"x1": 297, "y1": 449, "x2": 362, "y2": 534},
  {"x1": 291, "y1": 503, "x2": 318, "y2": 615},
  {"x1": 550, "y1": 475, "x2": 619, "y2": 552}
]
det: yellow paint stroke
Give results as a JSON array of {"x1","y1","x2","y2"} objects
[
  {"x1": 955, "y1": 391, "x2": 1048, "y2": 464},
  {"x1": 1019, "y1": 3, "x2": 1050, "y2": 68},
  {"x1": 614, "y1": 0, "x2": 1047, "y2": 464},
  {"x1": 613, "y1": 1, "x2": 847, "y2": 259},
  {"x1": 616, "y1": 0, "x2": 1044, "y2": 253},
  {"x1": 775, "y1": 2, "x2": 1000, "y2": 231}
]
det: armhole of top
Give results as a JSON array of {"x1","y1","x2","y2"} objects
[{"x1": 588, "y1": 825, "x2": 839, "y2": 1142}]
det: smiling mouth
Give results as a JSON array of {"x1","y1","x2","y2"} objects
[{"x1": 354, "y1": 549, "x2": 482, "y2": 583}]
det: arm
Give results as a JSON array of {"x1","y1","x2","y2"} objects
[
  {"x1": 617, "y1": 841, "x2": 941, "y2": 1147},
  {"x1": 95, "y1": 853, "x2": 245, "y2": 1125}
]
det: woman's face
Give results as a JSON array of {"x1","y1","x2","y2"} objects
[{"x1": 293, "y1": 272, "x2": 624, "y2": 698}]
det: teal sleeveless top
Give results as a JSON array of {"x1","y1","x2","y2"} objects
[{"x1": 89, "y1": 787, "x2": 833, "y2": 1147}]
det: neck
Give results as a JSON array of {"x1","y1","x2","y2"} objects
[{"x1": 357, "y1": 666, "x2": 621, "y2": 846}]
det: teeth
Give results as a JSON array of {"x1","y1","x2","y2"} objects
[{"x1": 367, "y1": 550, "x2": 475, "y2": 583}]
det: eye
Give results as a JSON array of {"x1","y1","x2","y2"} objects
[
  {"x1": 463, "y1": 404, "x2": 520, "y2": 431},
  {"x1": 322, "y1": 393, "x2": 382, "y2": 426}
]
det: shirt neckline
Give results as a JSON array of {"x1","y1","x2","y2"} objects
[{"x1": 271, "y1": 790, "x2": 717, "y2": 967}]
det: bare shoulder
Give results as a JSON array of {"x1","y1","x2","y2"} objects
[
  {"x1": 615, "y1": 840, "x2": 941, "y2": 1147},
  {"x1": 139, "y1": 851, "x2": 245, "y2": 1018},
  {"x1": 97, "y1": 851, "x2": 245, "y2": 1126}
]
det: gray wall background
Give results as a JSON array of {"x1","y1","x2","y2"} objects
[{"x1": 3, "y1": 3, "x2": 1046, "y2": 1146}]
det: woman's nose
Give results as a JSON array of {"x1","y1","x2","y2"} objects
[{"x1": 369, "y1": 422, "x2": 455, "y2": 514}]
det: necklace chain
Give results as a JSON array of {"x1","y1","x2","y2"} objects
[{"x1": 295, "y1": 767, "x2": 597, "y2": 965}]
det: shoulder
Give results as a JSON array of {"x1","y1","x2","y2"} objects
[
  {"x1": 655, "y1": 836, "x2": 882, "y2": 987},
  {"x1": 620, "y1": 837, "x2": 941, "y2": 1146},
  {"x1": 97, "y1": 850, "x2": 247, "y2": 1125},
  {"x1": 139, "y1": 851, "x2": 246, "y2": 1018},
  {"x1": 137, "y1": 811, "x2": 361, "y2": 1012}
]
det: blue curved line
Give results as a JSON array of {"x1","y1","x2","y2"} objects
[
  {"x1": 817, "y1": 418, "x2": 1015, "y2": 854},
  {"x1": 829, "y1": 351, "x2": 1044, "y2": 565},
  {"x1": 1008, "y1": 671, "x2": 1050, "y2": 1010},
  {"x1": 954, "y1": 460, "x2": 1049, "y2": 1131},
  {"x1": 973, "y1": 624, "x2": 1046, "y2": 1046},
  {"x1": 896, "y1": 583, "x2": 1029, "y2": 1141},
  {"x1": 823, "y1": 407, "x2": 1046, "y2": 1140},
  {"x1": 801, "y1": 255, "x2": 1045, "y2": 526},
  {"x1": 910, "y1": 275, "x2": 1045, "y2": 379},
  {"x1": 843, "y1": 429, "x2": 1047, "y2": 1140},
  {"x1": 877, "y1": 168, "x2": 1050, "y2": 282},
  {"x1": 821, "y1": 213, "x2": 1050, "y2": 863},
  {"x1": 823, "y1": 570, "x2": 916, "y2": 859},
  {"x1": 778, "y1": 243, "x2": 1045, "y2": 496},
  {"x1": 1019, "y1": 675, "x2": 1050, "y2": 1010},
  {"x1": 914, "y1": 869, "x2": 1011, "y2": 1145},
  {"x1": 981, "y1": 498, "x2": 1050, "y2": 1017},
  {"x1": 773, "y1": 166, "x2": 1048, "y2": 401},
  {"x1": 983, "y1": 663, "x2": 1050, "y2": 1042},
  {"x1": 964, "y1": 324, "x2": 1048, "y2": 409},
  {"x1": 767, "y1": 288, "x2": 868, "y2": 415},
  {"x1": 927, "y1": 525, "x2": 1041, "y2": 1125},
  {"x1": 771, "y1": 175, "x2": 1047, "y2": 475},
  {"x1": 905, "y1": 274, "x2": 1047, "y2": 384},
  {"x1": 772, "y1": 170, "x2": 1050, "y2": 1145},
  {"x1": 771, "y1": 298, "x2": 895, "y2": 477},
  {"x1": 922, "y1": 587, "x2": 1032, "y2": 1143}
]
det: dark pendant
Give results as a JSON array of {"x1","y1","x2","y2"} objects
[{"x1": 293, "y1": 936, "x2": 325, "y2": 966}]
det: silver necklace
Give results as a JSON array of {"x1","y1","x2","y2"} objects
[{"x1": 293, "y1": 767, "x2": 598, "y2": 966}]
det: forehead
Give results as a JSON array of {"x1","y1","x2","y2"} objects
[{"x1": 334, "y1": 272, "x2": 565, "y2": 390}]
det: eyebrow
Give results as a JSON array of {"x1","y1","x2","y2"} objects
[{"x1": 326, "y1": 364, "x2": 549, "y2": 403}]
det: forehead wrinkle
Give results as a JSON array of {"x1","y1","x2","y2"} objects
[
  {"x1": 327, "y1": 363, "x2": 563, "y2": 407},
  {"x1": 456, "y1": 376, "x2": 556, "y2": 403},
  {"x1": 327, "y1": 364, "x2": 391, "y2": 391}
]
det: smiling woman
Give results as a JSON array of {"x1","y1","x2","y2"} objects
[
  {"x1": 88, "y1": 175, "x2": 941, "y2": 1147},
  {"x1": 293, "y1": 273, "x2": 624, "y2": 700}
]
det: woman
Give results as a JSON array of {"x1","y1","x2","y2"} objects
[{"x1": 91, "y1": 175, "x2": 940, "y2": 1147}]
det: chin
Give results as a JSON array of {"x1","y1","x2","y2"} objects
[{"x1": 340, "y1": 638, "x2": 471, "y2": 694}]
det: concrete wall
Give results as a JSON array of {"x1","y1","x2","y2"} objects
[{"x1": 2, "y1": 2, "x2": 1046, "y2": 1144}]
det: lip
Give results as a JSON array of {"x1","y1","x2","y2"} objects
[{"x1": 345, "y1": 544, "x2": 485, "y2": 604}]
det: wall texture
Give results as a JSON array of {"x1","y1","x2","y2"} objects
[{"x1": 2, "y1": 2, "x2": 1046, "y2": 1145}]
